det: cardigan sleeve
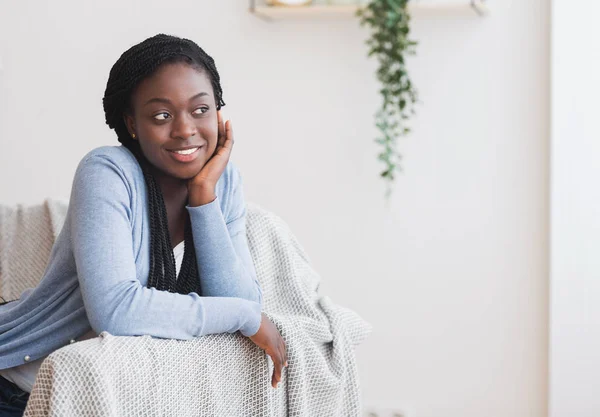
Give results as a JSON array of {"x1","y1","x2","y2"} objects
[
  {"x1": 186, "y1": 162, "x2": 262, "y2": 304},
  {"x1": 69, "y1": 155, "x2": 261, "y2": 338}
]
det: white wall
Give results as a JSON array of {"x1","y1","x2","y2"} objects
[
  {"x1": 550, "y1": 1, "x2": 600, "y2": 416},
  {"x1": 0, "y1": 1, "x2": 550, "y2": 416}
]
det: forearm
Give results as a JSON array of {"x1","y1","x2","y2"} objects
[
  {"x1": 186, "y1": 197, "x2": 261, "y2": 303},
  {"x1": 87, "y1": 283, "x2": 261, "y2": 338}
]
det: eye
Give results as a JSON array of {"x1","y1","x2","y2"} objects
[
  {"x1": 192, "y1": 107, "x2": 209, "y2": 115},
  {"x1": 153, "y1": 112, "x2": 171, "y2": 121}
]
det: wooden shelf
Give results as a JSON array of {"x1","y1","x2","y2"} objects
[{"x1": 250, "y1": 1, "x2": 489, "y2": 19}]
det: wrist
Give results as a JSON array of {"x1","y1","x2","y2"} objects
[{"x1": 188, "y1": 184, "x2": 217, "y2": 207}]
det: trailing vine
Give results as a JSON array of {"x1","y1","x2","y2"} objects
[{"x1": 357, "y1": 0, "x2": 418, "y2": 196}]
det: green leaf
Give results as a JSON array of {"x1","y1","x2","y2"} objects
[{"x1": 360, "y1": 0, "x2": 418, "y2": 189}]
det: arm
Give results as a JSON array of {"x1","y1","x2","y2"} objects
[
  {"x1": 186, "y1": 163, "x2": 262, "y2": 304},
  {"x1": 69, "y1": 155, "x2": 261, "y2": 339}
]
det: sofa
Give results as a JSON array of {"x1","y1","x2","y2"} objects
[{"x1": 0, "y1": 199, "x2": 371, "y2": 417}]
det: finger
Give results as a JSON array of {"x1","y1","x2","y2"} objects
[
  {"x1": 270, "y1": 351, "x2": 283, "y2": 388},
  {"x1": 223, "y1": 119, "x2": 234, "y2": 149},
  {"x1": 276, "y1": 342, "x2": 285, "y2": 370},
  {"x1": 217, "y1": 110, "x2": 225, "y2": 142},
  {"x1": 216, "y1": 112, "x2": 226, "y2": 150},
  {"x1": 215, "y1": 120, "x2": 233, "y2": 160}
]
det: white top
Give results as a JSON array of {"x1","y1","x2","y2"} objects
[{"x1": 0, "y1": 241, "x2": 186, "y2": 393}]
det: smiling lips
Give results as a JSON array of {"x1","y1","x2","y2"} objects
[
  {"x1": 167, "y1": 146, "x2": 203, "y2": 162},
  {"x1": 170, "y1": 147, "x2": 199, "y2": 155}
]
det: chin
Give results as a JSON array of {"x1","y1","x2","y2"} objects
[{"x1": 177, "y1": 163, "x2": 206, "y2": 181}]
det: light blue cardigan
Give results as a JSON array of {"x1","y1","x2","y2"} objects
[{"x1": 0, "y1": 145, "x2": 263, "y2": 370}]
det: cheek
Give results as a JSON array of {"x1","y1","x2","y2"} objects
[
  {"x1": 136, "y1": 126, "x2": 167, "y2": 160},
  {"x1": 203, "y1": 120, "x2": 219, "y2": 144},
  {"x1": 138, "y1": 123, "x2": 165, "y2": 141}
]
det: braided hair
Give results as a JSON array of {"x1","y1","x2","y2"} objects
[{"x1": 102, "y1": 34, "x2": 226, "y2": 295}]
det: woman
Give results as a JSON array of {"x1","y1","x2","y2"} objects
[{"x1": 0, "y1": 33, "x2": 287, "y2": 415}]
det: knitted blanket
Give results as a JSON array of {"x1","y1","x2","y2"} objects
[{"x1": 0, "y1": 199, "x2": 371, "y2": 416}]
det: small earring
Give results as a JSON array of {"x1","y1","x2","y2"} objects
[{"x1": 132, "y1": 133, "x2": 136, "y2": 139}]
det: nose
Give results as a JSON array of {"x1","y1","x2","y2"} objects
[{"x1": 171, "y1": 113, "x2": 197, "y2": 140}]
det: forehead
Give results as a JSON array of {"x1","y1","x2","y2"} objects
[{"x1": 132, "y1": 62, "x2": 213, "y2": 102}]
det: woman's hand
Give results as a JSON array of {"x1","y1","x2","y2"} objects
[
  {"x1": 249, "y1": 313, "x2": 288, "y2": 388},
  {"x1": 187, "y1": 110, "x2": 233, "y2": 206}
]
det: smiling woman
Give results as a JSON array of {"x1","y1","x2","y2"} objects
[
  {"x1": 0, "y1": 34, "x2": 287, "y2": 415},
  {"x1": 124, "y1": 63, "x2": 218, "y2": 183}
]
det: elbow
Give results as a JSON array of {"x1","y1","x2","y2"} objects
[
  {"x1": 87, "y1": 309, "x2": 130, "y2": 336},
  {"x1": 86, "y1": 298, "x2": 137, "y2": 337},
  {"x1": 246, "y1": 262, "x2": 262, "y2": 305},
  {"x1": 234, "y1": 262, "x2": 262, "y2": 304},
  {"x1": 242, "y1": 276, "x2": 262, "y2": 305},
  {"x1": 244, "y1": 268, "x2": 262, "y2": 305},
  {"x1": 254, "y1": 284, "x2": 263, "y2": 306},
  {"x1": 87, "y1": 311, "x2": 113, "y2": 335}
]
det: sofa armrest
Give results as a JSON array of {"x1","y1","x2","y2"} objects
[{"x1": 24, "y1": 330, "x2": 287, "y2": 417}]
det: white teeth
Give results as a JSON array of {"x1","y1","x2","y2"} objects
[{"x1": 172, "y1": 147, "x2": 198, "y2": 155}]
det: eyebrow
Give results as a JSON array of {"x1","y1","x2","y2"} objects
[{"x1": 144, "y1": 92, "x2": 209, "y2": 106}]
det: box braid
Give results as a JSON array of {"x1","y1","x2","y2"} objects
[{"x1": 102, "y1": 34, "x2": 226, "y2": 296}]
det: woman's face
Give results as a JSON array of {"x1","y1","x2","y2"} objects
[{"x1": 125, "y1": 62, "x2": 218, "y2": 181}]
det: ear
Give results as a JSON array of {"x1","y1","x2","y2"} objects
[{"x1": 123, "y1": 113, "x2": 137, "y2": 139}]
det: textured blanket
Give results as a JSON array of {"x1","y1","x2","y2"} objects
[{"x1": 0, "y1": 199, "x2": 371, "y2": 416}]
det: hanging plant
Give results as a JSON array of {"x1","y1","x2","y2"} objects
[{"x1": 357, "y1": 0, "x2": 418, "y2": 196}]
